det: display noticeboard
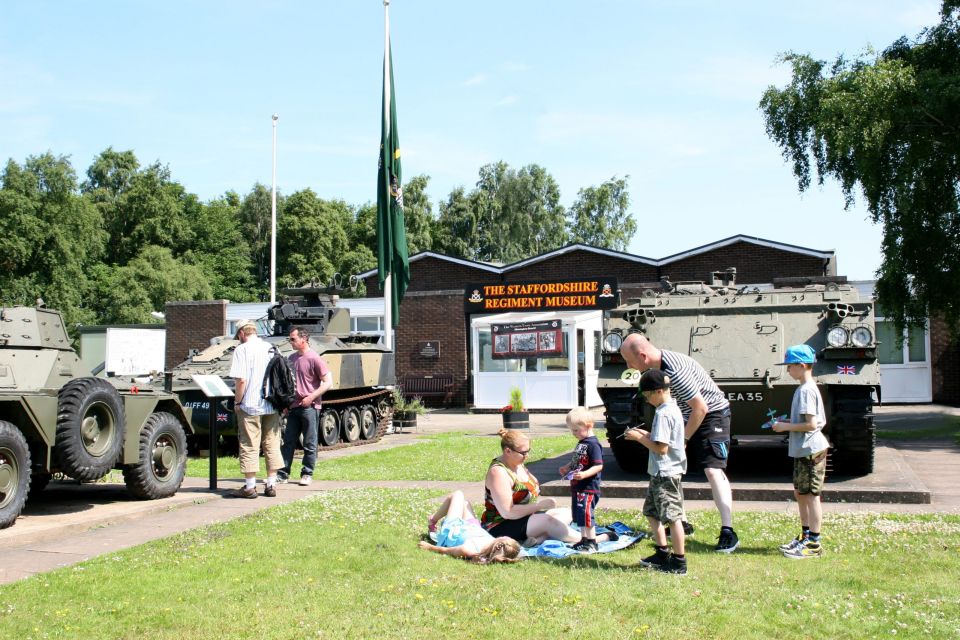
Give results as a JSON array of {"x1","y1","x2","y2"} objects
[
  {"x1": 191, "y1": 374, "x2": 232, "y2": 398},
  {"x1": 464, "y1": 277, "x2": 618, "y2": 313},
  {"x1": 491, "y1": 320, "x2": 564, "y2": 359}
]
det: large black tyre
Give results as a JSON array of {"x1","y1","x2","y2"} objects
[
  {"x1": 123, "y1": 412, "x2": 188, "y2": 500},
  {"x1": 319, "y1": 409, "x2": 340, "y2": 447},
  {"x1": 56, "y1": 377, "x2": 125, "y2": 481},
  {"x1": 358, "y1": 405, "x2": 378, "y2": 440},
  {"x1": 341, "y1": 407, "x2": 361, "y2": 443},
  {"x1": 0, "y1": 420, "x2": 31, "y2": 529}
]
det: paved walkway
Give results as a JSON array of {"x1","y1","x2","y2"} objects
[{"x1": 1, "y1": 405, "x2": 958, "y2": 585}]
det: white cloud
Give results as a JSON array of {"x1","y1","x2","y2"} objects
[
  {"x1": 461, "y1": 73, "x2": 487, "y2": 86},
  {"x1": 494, "y1": 95, "x2": 517, "y2": 107}
]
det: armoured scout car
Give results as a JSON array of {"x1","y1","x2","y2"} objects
[
  {"x1": 597, "y1": 270, "x2": 880, "y2": 477},
  {"x1": 0, "y1": 306, "x2": 193, "y2": 529},
  {"x1": 163, "y1": 288, "x2": 395, "y2": 451}
]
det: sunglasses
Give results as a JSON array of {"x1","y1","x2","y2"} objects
[{"x1": 510, "y1": 447, "x2": 531, "y2": 457}]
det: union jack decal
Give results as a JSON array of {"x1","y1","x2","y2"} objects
[{"x1": 837, "y1": 365, "x2": 856, "y2": 375}]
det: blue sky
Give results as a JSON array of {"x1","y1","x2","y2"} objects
[{"x1": 0, "y1": 1, "x2": 943, "y2": 279}]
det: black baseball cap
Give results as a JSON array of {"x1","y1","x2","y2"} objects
[{"x1": 639, "y1": 369, "x2": 670, "y2": 392}]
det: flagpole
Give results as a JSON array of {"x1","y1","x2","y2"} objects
[
  {"x1": 382, "y1": 0, "x2": 394, "y2": 350},
  {"x1": 270, "y1": 113, "x2": 279, "y2": 304}
]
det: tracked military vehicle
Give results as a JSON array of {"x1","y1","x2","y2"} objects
[
  {"x1": 0, "y1": 306, "x2": 193, "y2": 529},
  {"x1": 597, "y1": 269, "x2": 880, "y2": 477},
  {"x1": 163, "y1": 287, "x2": 395, "y2": 451}
]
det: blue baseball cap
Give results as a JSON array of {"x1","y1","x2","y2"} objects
[{"x1": 779, "y1": 344, "x2": 816, "y2": 365}]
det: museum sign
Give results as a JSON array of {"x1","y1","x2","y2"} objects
[{"x1": 464, "y1": 277, "x2": 619, "y2": 314}]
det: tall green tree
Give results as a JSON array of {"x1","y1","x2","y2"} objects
[
  {"x1": 0, "y1": 153, "x2": 106, "y2": 326},
  {"x1": 84, "y1": 149, "x2": 195, "y2": 264},
  {"x1": 432, "y1": 187, "x2": 477, "y2": 260},
  {"x1": 435, "y1": 162, "x2": 568, "y2": 263},
  {"x1": 239, "y1": 183, "x2": 279, "y2": 298},
  {"x1": 89, "y1": 246, "x2": 212, "y2": 324},
  {"x1": 567, "y1": 176, "x2": 636, "y2": 251},
  {"x1": 277, "y1": 189, "x2": 350, "y2": 289},
  {"x1": 402, "y1": 174, "x2": 434, "y2": 254},
  {"x1": 759, "y1": 1, "x2": 960, "y2": 333},
  {"x1": 184, "y1": 192, "x2": 256, "y2": 302}
]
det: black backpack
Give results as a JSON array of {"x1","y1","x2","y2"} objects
[{"x1": 262, "y1": 347, "x2": 298, "y2": 410}]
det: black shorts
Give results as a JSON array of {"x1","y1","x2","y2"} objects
[
  {"x1": 486, "y1": 515, "x2": 530, "y2": 543},
  {"x1": 688, "y1": 408, "x2": 731, "y2": 470}
]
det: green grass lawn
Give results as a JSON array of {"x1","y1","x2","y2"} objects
[
  {"x1": 877, "y1": 417, "x2": 960, "y2": 443},
  {"x1": 185, "y1": 431, "x2": 580, "y2": 480},
  {"x1": 1, "y1": 489, "x2": 958, "y2": 639}
]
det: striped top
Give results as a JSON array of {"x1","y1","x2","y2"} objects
[
  {"x1": 659, "y1": 349, "x2": 729, "y2": 418},
  {"x1": 229, "y1": 335, "x2": 276, "y2": 415}
]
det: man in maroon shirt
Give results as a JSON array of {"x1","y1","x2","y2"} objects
[{"x1": 278, "y1": 327, "x2": 333, "y2": 486}]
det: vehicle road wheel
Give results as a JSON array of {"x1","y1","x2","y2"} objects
[
  {"x1": 56, "y1": 377, "x2": 125, "y2": 481},
  {"x1": 0, "y1": 420, "x2": 31, "y2": 529},
  {"x1": 319, "y1": 409, "x2": 340, "y2": 447},
  {"x1": 358, "y1": 405, "x2": 378, "y2": 440},
  {"x1": 123, "y1": 412, "x2": 188, "y2": 500},
  {"x1": 341, "y1": 407, "x2": 361, "y2": 443}
]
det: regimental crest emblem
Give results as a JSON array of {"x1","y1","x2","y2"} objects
[{"x1": 390, "y1": 175, "x2": 404, "y2": 208}]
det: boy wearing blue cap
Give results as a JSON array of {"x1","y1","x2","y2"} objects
[{"x1": 770, "y1": 344, "x2": 829, "y2": 559}]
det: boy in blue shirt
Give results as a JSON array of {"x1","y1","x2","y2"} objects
[
  {"x1": 559, "y1": 407, "x2": 604, "y2": 553},
  {"x1": 770, "y1": 344, "x2": 829, "y2": 559},
  {"x1": 625, "y1": 368, "x2": 688, "y2": 574}
]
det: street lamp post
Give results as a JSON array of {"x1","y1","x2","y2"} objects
[{"x1": 270, "y1": 114, "x2": 278, "y2": 304}]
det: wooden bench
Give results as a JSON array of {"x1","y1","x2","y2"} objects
[{"x1": 402, "y1": 374, "x2": 456, "y2": 407}]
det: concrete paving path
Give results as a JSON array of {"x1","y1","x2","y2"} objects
[{"x1": 1, "y1": 404, "x2": 958, "y2": 585}]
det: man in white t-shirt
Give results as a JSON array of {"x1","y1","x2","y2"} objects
[{"x1": 228, "y1": 320, "x2": 282, "y2": 498}]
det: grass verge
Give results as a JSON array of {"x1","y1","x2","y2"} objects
[
  {"x1": 185, "y1": 431, "x2": 579, "y2": 480},
  {"x1": 877, "y1": 418, "x2": 960, "y2": 441},
  {"x1": 1, "y1": 488, "x2": 958, "y2": 640}
]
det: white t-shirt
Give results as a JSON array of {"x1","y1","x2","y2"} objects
[{"x1": 229, "y1": 335, "x2": 276, "y2": 415}]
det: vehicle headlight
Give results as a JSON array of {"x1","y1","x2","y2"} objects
[
  {"x1": 602, "y1": 332, "x2": 623, "y2": 353},
  {"x1": 851, "y1": 326, "x2": 873, "y2": 348},
  {"x1": 826, "y1": 326, "x2": 849, "y2": 348}
]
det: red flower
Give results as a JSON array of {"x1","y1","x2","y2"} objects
[{"x1": 500, "y1": 405, "x2": 514, "y2": 413}]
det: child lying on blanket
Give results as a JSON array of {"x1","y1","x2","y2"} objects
[{"x1": 419, "y1": 490, "x2": 522, "y2": 564}]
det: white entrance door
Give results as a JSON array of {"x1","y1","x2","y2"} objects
[{"x1": 876, "y1": 319, "x2": 932, "y2": 403}]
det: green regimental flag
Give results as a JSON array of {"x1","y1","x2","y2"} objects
[{"x1": 376, "y1": 38, "x2": 410, "y2": 327}]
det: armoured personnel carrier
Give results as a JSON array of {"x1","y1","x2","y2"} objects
[
  {"x1": 163, "y1": 287, "x2": 395, "y2": 451},
  {"x1": 0, "y1": 306, "x2": 193, "y2": 529},
  {"x1": 597, "y1": 269, "x2": 880, "y2": 477}
]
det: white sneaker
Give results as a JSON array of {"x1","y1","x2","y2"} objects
[
  {"x1": 299, "y1": 476, "x2": 313, "y2": 487},
  {"x1": 778, "y1": 536, "x2": 803, "y2": 552}
]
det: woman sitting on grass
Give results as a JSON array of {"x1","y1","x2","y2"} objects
[
  {"x1": 480, "y1": 428, "x2": 581, "y2": 546},
  {"x1": 419, "y1": 490, "x2": 522, "y2": 564}
]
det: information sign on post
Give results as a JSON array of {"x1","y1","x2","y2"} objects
[{"x1": 191, "y1": 374, "x2": 233, "y2": 490}]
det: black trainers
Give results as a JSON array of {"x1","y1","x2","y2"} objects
[
  {"x1": 656, "y1": 555, "x2": 687, "y2": 574},
  {"x1": 715, "y1": 527, "x2": 739, "y2": 553},
  {"x1": 571, "y1": 538, "x2": 598, "y2": 554},
  {"x1": 665, "y1": 521, "x2": 695, "y2": 537},
  {"x1": 638, "y1": 547, "x2": 671, "y2": 568}
]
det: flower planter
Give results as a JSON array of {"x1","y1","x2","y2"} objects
[
  {"x1": 501, "y1": 411, "x2": 529, "y2": 429},
  {"x1": 392, "y1": 410, "x2": 418, "y2": 433}
]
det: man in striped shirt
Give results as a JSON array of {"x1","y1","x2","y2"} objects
[
  {"x1": 229, "y1": 320, "x2": 283, "y2": 499},
  {"x1": 621, "y1": 333, "x2": 739, "y2": 553}
]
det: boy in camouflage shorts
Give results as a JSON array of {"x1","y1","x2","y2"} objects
[
  {"x1": 624, "y1": 369, "x2": 688, "y2": 574},
  {"x1": 771, "y1": 344, "x2": 829, "y2": 559}
]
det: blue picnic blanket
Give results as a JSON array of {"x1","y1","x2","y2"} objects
[{"x1": 519, "y1": 522, "x2": 645, "y2": 559}]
